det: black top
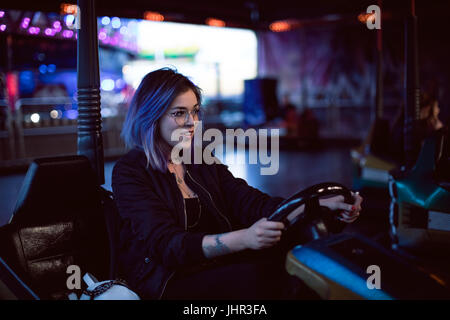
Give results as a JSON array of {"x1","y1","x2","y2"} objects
[{"x1": 184, "y1": 197, "x2": 222, "y2": 234}]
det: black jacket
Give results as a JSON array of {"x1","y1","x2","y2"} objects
[{"x1": 111, "y1": 148, "x2": 284, "y2": 299}]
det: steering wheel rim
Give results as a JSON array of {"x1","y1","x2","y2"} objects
[{"x1": 267, "y1": 182, "x2": 353, "y2": 233}]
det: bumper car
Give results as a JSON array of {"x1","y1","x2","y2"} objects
[{"x1": 269, "y1": 181, "x2": 450, "y2": 300}]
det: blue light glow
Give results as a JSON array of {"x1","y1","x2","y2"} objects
[
  {"x1": 65, "y1": 14, "x2": 75, "y2": 26},
  {"x1": 65, "y1": 109, "x2": 78, "y2": 120},
  {"x1": 39, "y1": 64, "x2": 47, "y2": 74},
  {"x1": 101, "y1": 79, "x2": 115, "y2": 91},
  {"x1": 111, "y1": 17, "x2": 121, "y2": 29},
  {"x1": 101, "y1": 16, "x2": 110, "y2": 25},
  {"x1": 47, "y1": 64, "x2": 56, "y2": 73}
]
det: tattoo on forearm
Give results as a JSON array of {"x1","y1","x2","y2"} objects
[{"x1": 203, "y1": 234, "x2": 231, "y2": 258}]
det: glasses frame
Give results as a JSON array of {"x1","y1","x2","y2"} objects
[{"x1": 168, "y1": 108, "x2": 202, "y2": 126}]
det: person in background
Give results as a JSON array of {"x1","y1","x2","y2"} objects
[
  {"x1": 279, "y1": 93, "x2": 298, "y2": 137},
  {"x1": 390, "y1": 91, "x2": 444, "y2": 164}
]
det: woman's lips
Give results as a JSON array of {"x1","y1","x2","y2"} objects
[{"x1": 180, "y1": 131, "x2": 194, "y2": 138}]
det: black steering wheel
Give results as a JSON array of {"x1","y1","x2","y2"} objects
[{"x1": 268, "y1": 182, "x2": 354, "y2": 242}]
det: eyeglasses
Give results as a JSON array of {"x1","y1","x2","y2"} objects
[{"x1": 168, "y1": 108, "x2": 202, "y2": 126}]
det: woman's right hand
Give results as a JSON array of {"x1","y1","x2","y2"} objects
[{"x1": 243, "y1": 218, "x2": 285, "y2": 250}]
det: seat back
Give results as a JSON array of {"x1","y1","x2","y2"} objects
[{"x1": 0, "y1": 156, "x2": 112, "y2": 299}]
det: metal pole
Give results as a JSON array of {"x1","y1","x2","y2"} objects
[
  {"x1": 76, "y1": 0, "x2": 104, "y2": 184},
  {"x1": 375, "y1": 0, "x2": 383, "y2": 120},
  {"x1": 403, "y1": 0, "x2": 420, "y2": 169}
]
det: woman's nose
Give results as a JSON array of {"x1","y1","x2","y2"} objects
[{"x1": 185, "y1": 112, "x2": 195, "y2": 125}]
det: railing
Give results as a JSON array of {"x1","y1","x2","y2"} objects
[{"x1": 0, "y1": 97, "x2": 127, "y2": 169}]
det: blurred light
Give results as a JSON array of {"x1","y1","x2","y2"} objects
[
  {"x1": 110, "y1": 37, "x2": 119, "y2": 46},
  {"x1": 144, "y1": 11, "x2": 164, "y2": 21},
  {"x1": 206, "y1": 18, "x2": 225, "y2": 27},
  {"x1": 119, "y1": 26, "x2": 128, "y2": 35},
  {"x1": 28, "y1": 27, "x2": 40, "y2": 34},
  {"x1": 358, "y1": 12, "x2": 376, "y2": 24},
  {"x1": 47, "y1": 64, "x2": 56, "y2": 73},
  {"x1": 62, "y1": 30, "x2": 74, "y2": 38},
  {"x1": 31, "y1": 113, "x2": 40, "y2": 123},
  {"x1": 269, "y1": 20, "x2": 292, "y2": 32},
  {"x1": 60, "y1": 3, "x2": 78, "y2": 15},
  {"x1": 65, "y1": 109, "x2": 78, "y2": 120},
  {"x1": 101, "y1": 79, "x2": 115, "y2": 91},
  {"x1": 21, "y1": 17, "x2": 30, "y2": 29},
  {"x1": 65, "y1": 14, "x2": 75, "y2": 27},
  {"x1": 111, "y1": 17, "x2": 121, "y2": 29},
  {"x1": 53, "y1": 21, "x2": 61, "y2": 29},
  {"x1": 115, "y1": 78, "x2": 125, "y2": 89},
  {"x1": 0, "y1": 11, "x2": 5, "y2": 18},
  {"x1": 127, "y1": 20, "x2": 137, "y2": 29},
  {"x1": 50, "y1": 110, "x2": 59, "y2": 119},
  {"x1": 101, "y1": 108, "x2": 112, "y2": 117},
  {"x1": 99, "y1": 31, "x2": 107, "y2": 40},
  {"x1": 38, "y1": 64, "x2": 47, "y2": 74},
  {"x1": 0, "y1": 25, "x2": 6, "y2": 32},
  {"x1": 44, "y1": 28, "x2": 55, "y2": 36},
  {"x1": 101, "y1": 16, "x2": 111, "y2": 25}
]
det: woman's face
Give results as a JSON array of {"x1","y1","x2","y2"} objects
[
  {"x1": 432, "y1": 101, "x2": 440, "y2": 117},
  {"x1": 159, "y1": 89, "x2": 199, "y2": 149}
]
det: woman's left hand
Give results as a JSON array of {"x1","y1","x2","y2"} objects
[{"x1": 319, "y1": 191, "x2": 363, "y2": 223}]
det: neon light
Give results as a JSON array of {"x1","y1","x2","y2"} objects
[
  {"x1": 21, "y1": 18, "x2": 31, "y2": 29},
  {"x1": 62, "y1": 30, "x2": 74, "y2": 38},
  {"x1": 101, "y1": 16, "x2": 110, "y2": 25},
  {"x1": 0, "y1": 25, "x2": 6, "y2": 32},
  {"x1": 206, "y1": 18, "x2": 226, "y2": 27},
  {"x1": 111, "y1": 17, "x2": 121, "y2": 29},
  {"x1": 101, "y1": 79, "x2": 115, "y2": 91},
  {"x1": 65, "y1": 14, "x2": 75, "y2": 26},
  {"x1": 31, "y1": 113, "x2": 40, "y2": 123},
  {"x1": 269, "y1": 21, "x2": 291, "y2": 32},
  {"x1": 98, "y1": 31, "x2": 107, "y2": 40},
  {"x1": 0, "y1": 11, "x2": 5, "y2": 18},
  {"x1": 39, "y1": 64, "x2": 47, "y2": 74},
  {"x1": 144, "y1": 11, "x2": 164, "y2": 22},
  {"x1": 120, "y1": 26, "x2": 128, "y2": 35},
  {"x1": 28, "y1": 27, "x2": 40, "y2": 34}
]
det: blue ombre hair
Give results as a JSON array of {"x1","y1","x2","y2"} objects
[{"x1": 121, "y1": 68, "x2": 202, "y2": 172}]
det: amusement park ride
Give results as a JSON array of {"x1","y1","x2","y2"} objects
[{"x1": 0, "y1": 0, "x2": 449, "y2": 300}]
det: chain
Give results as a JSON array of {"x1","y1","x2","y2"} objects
[{"x1": 168, "y1": 162, "x2": 197, "y2": 198}]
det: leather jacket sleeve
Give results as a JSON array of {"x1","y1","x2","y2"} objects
[{"x1": 215, "y1": 163, "x2": 285, "y2": 227}]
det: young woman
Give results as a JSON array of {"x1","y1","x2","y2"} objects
[{"x1": 112, "y1": 68, "x2": 362, "y2": 300}]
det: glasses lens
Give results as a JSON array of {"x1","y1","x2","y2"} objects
[{"x1": 174, "y1": 109, "x2": 202, "y2": 126}]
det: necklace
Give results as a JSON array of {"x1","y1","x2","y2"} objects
[{"x1": 169, "y1": 162, "x2": 197, "y2": 198}]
